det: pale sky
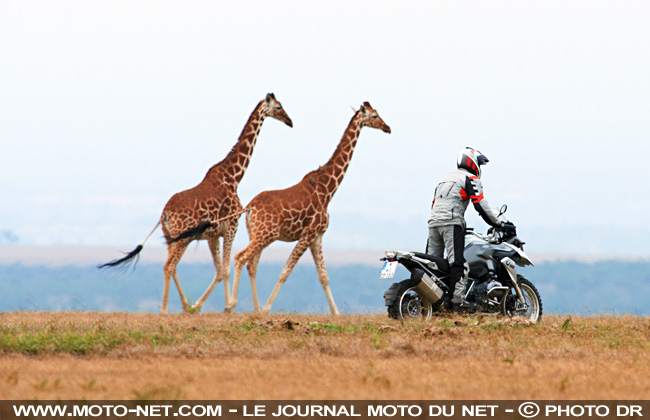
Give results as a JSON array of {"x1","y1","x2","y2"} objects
[{"x1": 1, "y1": 1, "x2": 649, "y2": 257}]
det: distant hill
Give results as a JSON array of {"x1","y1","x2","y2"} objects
[{"x1": 1, "y1": 260, "x2": 648, "y2": 315}]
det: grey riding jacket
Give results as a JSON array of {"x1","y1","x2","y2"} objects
[{"x1": 428, "y1": 168, "x2": 502, "y2": 229}]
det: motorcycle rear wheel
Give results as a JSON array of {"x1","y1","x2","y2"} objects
[
  {"x1": 387, "y1": 280, "x2": 434, "y2": 321},
  {"x1": 500, "y1": 276, "x2": 543, "y2": 323}
]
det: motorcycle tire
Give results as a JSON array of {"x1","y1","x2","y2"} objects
[
  {"x1": 500, "y1": 276, "x2": 543, "y2": 323},
  {"x1": 387, "y1": 279, "x2": 434, "y2": 321}
]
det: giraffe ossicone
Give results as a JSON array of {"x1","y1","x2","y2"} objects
[
  {"x1": 99, "y1": 93, "x2": 293, "y2": 314},
  {"x1": 225, "y1": 101, "x2": 391, "y2": 314}
]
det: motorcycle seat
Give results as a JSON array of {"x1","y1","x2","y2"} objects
[{"x1": 412, "y1": 252, "x2": 450, "y2": 273}]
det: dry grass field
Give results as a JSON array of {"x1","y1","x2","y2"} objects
[{"x1": 0, "y1": 312, "x2": 648, "y2": 400}]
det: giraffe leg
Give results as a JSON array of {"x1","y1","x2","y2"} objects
[
  {"x1": 227, "y1": 237, "x2": 272, "y2": 313},
  {"x1": 163, "y1": 241, "x2": 190, "y2": 314},
  {"x1": 192, "y1": 236, "x2": 222, "y2": 311},
  {"x1": 262, "y1": 234, "x2": 315, "y2": 314},
  {"x1": 172, "y1": 269, "x2": 190, "y2": 312},
  {"x1": 227, "y1": 247, "x2": 249, "y2": 313},
  {"x1": 310, "y1": 235, "x2": 340, "y2": 315},
  {"x1": 246, "y1": 251, "x2": 262, "y2": 313},
  {"x1": 220, "y1": 219, "x2": 239, "y2": 309}
]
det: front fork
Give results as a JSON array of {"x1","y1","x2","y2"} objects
[{"x1": 500, "y1": 257, "x2": 527, "y2": 306}]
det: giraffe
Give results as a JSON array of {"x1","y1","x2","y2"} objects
[
  {"x1": 99, "y1": 93, "x2": 293, "y2": 314},
  {"x1": 228, "y1": 101, "x2": 390, "y2": 314}
]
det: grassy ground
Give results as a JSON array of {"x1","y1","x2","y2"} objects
[{"x1": 0, "y1": 312, "x2": 648, "y2": 400}]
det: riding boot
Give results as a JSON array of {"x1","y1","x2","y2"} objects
[{"x1": 448, "y1": 261, "x2": 466, "y2": 305}]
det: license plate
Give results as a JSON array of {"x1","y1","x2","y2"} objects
[{"x1": 380, "y1": 261, "x2": 398, "y2": 279}]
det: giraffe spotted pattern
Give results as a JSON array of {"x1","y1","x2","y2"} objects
[
  {"x1": 101, "y1": 94, "x2": 293, "y2": 314},
  {"x1": 228, "y1": 102, "x2": 391, "y2": 314}
]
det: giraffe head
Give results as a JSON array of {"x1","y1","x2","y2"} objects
[
  {"x1": 358, "y1": 102, "x2": 391, "y2": 133},
  {"x1": 261, "y1": 93, "x2": 293, "y2": 127}
]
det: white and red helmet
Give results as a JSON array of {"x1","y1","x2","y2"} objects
[{"x1": 457, "y1": 147, "x2": 489, "y2": 178}]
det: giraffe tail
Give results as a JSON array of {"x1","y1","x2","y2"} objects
[
  {"x1": 166, "y1": 208, "x2": 249, "y2": 244},
  {"x1": 98, "y1": 221, "x2": 161, "y2": 270},
  {"x1": 165, "y1": 221, "x2": 214, "y2": 244}
]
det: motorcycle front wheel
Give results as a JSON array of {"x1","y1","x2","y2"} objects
[
  {"x1": 387, "y1": 280, "x2": 433, "y2": 321},
  {"x1": 501, "y1": 276, "x2": 543, "y2": 323}
]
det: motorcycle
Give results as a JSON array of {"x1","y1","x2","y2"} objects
[{"x1": 379, "y1": 205, "x2": 542, "y2": 322}]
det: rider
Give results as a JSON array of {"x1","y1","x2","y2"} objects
[{"x1": 427, "y1": 147, "x2": 513, "y2": 313}]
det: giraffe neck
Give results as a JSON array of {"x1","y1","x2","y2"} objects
[
  {"x1": 317, "y1": 112, "x2": 364, "y2": 204},
  {"x1": 206, "y1": 101, "x2": 265, "y2": 188}
]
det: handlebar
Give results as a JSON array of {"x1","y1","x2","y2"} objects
[
  {"x1": 467, "y1": 225, "x2": 519, "y2": 245},
  {"x1": 466, "y1": 230, "x2": 498, "y2": 243}
]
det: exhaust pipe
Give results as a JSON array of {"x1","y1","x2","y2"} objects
[{"x1": 411, "y1": 269, "x2": 444, "y2": 303}]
